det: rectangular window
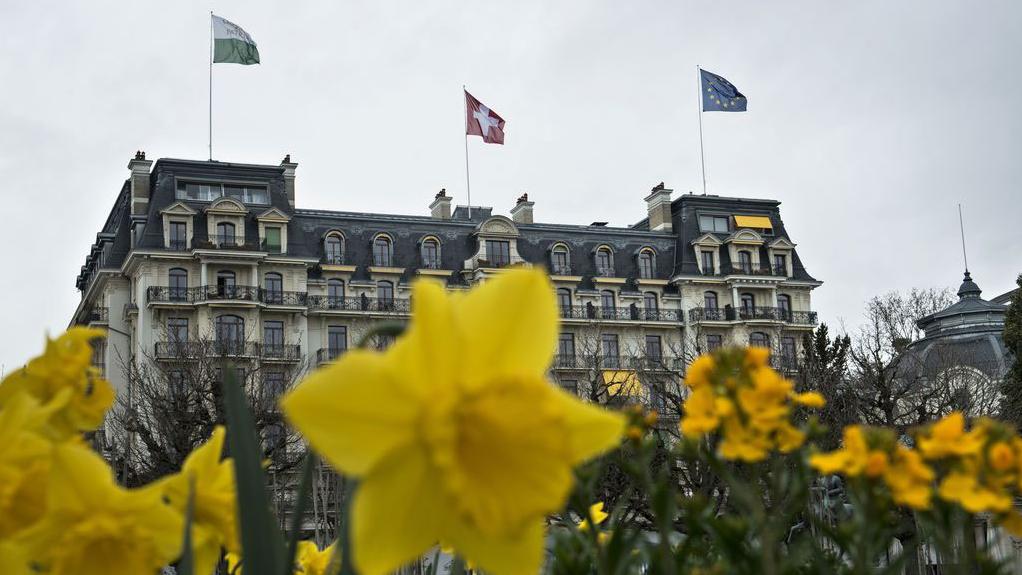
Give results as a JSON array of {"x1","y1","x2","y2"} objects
[
  {"x1": 169, "y1": 221, "x2": 187, "y2": 250},
  {"x1": 327, "y1": 326, "x2": 347, "y2": 361},
  {"x1": 601, "y1": 334, "x2": 620, "y2": 369},
  {"x1": 263, "y1": 227, "x2": 282, "y2": 253},
  {"x1": 486, "y1": 240, "x2": 511, "y2": 267},
  {"x1": 177, "y1": 182, "x2": 221, "y2": 201},
  {"x1": 706, "y1": 334, "x2": 723, "y2": 352},
  {"x1": 560, "y1": 379, "x2": 578, "y2": 396},
  {"x1": 263, "y1": 321, "x2": 284, "y2": 356},
  {"x1": 169, "y1": 370, "x2": 185, "y2": 396},
  {"x1": 773, "y1": 254, "x2": 787, "y2": 275},
  {"x1": 264, "y1": 371, "x2": 286, "y2": 398},
  {"x1": 781, "y1": 336, "x2": 797, "y2": 368},
  {"x1": 701, "y1": 251, "x2": 715, "y2": 273},
  {"x1": 167, "y1": 318, "x2": 188, "y2": 347},
  {"x1": 698, "y1": 215, "x2": 730, "y2": 233},
  {"x1": 645, "y1": 335, "x2": 663, "y2": 362},
  {"x1": 224, "y1": 184, "x2": 269, "y2": 204},
  {"x1": 558, "y1": 333, "x2": 575, "y2": 366}
]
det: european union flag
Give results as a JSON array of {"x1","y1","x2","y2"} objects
[{"x1": 700, "y1": 69, "x2": 747, "y2": 112}]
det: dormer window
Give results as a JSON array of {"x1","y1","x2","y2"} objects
[
  {"x1": 551, "y1": 245, "x2": 570, "y2": 274},
  {"x1": 216, "y1": 222, "x2": 237, "y2": 247},
  {"x1": 699, "y1": 215, "x2": 729, "y2": 233},
  {"x1": 637, "y1": 249, "x2": 656, "y2": 279},
  {"x1": 421, "y1": 238, "x2": 441, "y2": 269},
  {"x1": 737, "y1": 250, "x2": 753, "y2": 274},
  {"x1": 169, "y1": 221, "x2": 187, "y2": 250},
  {"x1": 263, "y1": 227, "x2": 282, "y2": 254},
  {"x1": 486, "y1": 240, "x2": 511, "y2": 267},
  {"x1": 773, "y1": 253, "x2": 787, "y2": 276},
  {"x1": 324, "y1": 234, "x2": 344, "y2": 264},
  {"x1": 373, "y1": 236, "x2": 393, "y2": 267},
  {"x1": 595, "y1": 247, "x2": 614, "y2": 277},
  {"x1": 701, "y1": 250, "x2": 715, "y2": 274}
]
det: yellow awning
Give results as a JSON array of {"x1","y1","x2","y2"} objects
[
  {"x1": 603, "y1": 370, "x2": 643, "y2": 398},
  {"x1": 733, "y1": 215, "x2": 773, "y2": 230}
]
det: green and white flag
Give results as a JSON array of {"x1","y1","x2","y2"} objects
[{"x1": 212, "y1": 14, "x2": 260, "y2": 65}]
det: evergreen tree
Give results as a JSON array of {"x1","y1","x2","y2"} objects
[
  {"x1": 1001, "y1": 273, "x2": 1022, "y2": 426},
  {"x1": 797, "y1": 323, "x2": 852, "y2": 449}
]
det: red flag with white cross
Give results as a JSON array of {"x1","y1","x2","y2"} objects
[{"x1": 465, "y1": 91, "x2": 505, "y2": 144}]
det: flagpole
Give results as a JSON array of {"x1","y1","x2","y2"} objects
[
  {"x1": 463, "y1": 85, "x2": 472, "y2": 219},
  {"x1": 209, "y1": 11, "x2": 213, "y2": 161},
  {"x1": 696, "y1": 65, "x2": 706, "y2": 194}
]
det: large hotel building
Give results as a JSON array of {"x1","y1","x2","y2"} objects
[{"x1": 72, "y1": 152, "x2": 820, "y2": 427}]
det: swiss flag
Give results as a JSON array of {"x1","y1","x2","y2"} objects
[{"x1": 465, "y1": 90, "x2": 505, "y2": 144}]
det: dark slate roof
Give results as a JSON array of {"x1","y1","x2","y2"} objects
[
  {"x1": 668, "y1": 193, "x2": 817, "y2": 281},
  {"x1": 916, "y1": 272, "x2": 1008, "y2": 334}
]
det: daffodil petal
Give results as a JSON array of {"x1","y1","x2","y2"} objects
[
  {"x1": 282, "y1": 350, "x2": 419, "y2": 475},
  {"x1": 444, "y1": 518, "x2": 545, "y2": 575},
  {"x1": 351, "y1": 444, "x2": 446, "y2": 575},
  {"x1": 455, "y1": 270, "x2": 557, "y2": 389},
  {"x1": 553, "y1": 387, "x2": 626, "y2": 464},
  {"x1": 399, "y1": 279, "x2": 461, "y2": 389}
]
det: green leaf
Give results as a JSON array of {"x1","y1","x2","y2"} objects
[
  {"x1": 285, "y1": 453, "x2": 317, "y2": 574},
  {"x1": 222, "y1": 368, "x2": 287, "y2": 575}
]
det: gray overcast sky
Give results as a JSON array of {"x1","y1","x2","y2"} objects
[{"x1": 1, "y1": 0, "x2": 1020, "y2": 371}]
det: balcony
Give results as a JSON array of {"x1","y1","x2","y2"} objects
[
  {"x1": 154, "y1": 341, "x2": 258, "y2": 359},
  {"x1": 307, "y1": 295, "x2": 411, "y2": 314},
  {"x1": 551, "y1": 354, "x2": 684, "y2": 372},
  {"x1": 558, "y1": 305, "x2": 682, "y2": 322},
  {"x1": 86, "y1": 307, "x2": 109, "y2": 323},
  {"x1": 193, "y1": 237, "x2": 260, "y2": 251},
  {"x1": 147, "y1": 286, "x2": 307, "y2": 306},
  {"x1": 316, "y1": 348, "x2": 346, "y2": 365},
  {"x1": 723, "y1": 263, "x2": 787, "y2": 277},
  {"x1": 259, "y1": 290, "x2": 308, "y2": 306},
  {"x1": 321, "y1": 254, "x2": 348, "y2": 265},
  {"x1": 168, "y1": 239, "x2": 188, "y2": 251},
  {"x1": 257, "y1": 343, "x2": 302, "y2": 362},
  {"x1": 688, "y1": 307, "x2": 817, "y2": 325}
]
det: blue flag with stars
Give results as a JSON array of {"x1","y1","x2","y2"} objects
[{"x1": 700, "y1": 69, "x2": 747, "y2": 112}]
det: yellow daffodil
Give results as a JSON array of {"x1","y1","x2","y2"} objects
[
  {"x1": 884, "y1": 446, "x2": 934, "y2": 509},
  {"x1": 685, "y1": 355, "x2": 716, "y2": 389},
  {"x1": 156, "y1": 426, "x2": 238, "y2": 575},
  {"x1": 281, "y1": 270, "x2": 625, "y2": 575},
  {"x1": 577, "y1": 502, "x2": 609, "y2": 532},
  {"x1": 225, "y1": 551, "x2": 243, "y2": 574},
  {"x1": 296, "y1": 540, "x2": 339, "y2": 575},
  {"x1": 0, "y1": 541, "x2": 31, "y2": 575},
  {"x1": 0, "y1": 393, "x2": 53, "y2": 540},
  {"x1": 0, "y1": 328, "x2": 114, "y2": 439},
  {"x1": 17, "y1": 443, "x2": 183, "y2": 575},
  {"x1": 938, "y1": 470, "x2": 1013, "y2": 514},
  {"x1": 680, "y1": 386, "x2": 720, "y2": 435},
  {"x1": 916, "y1": 412, "x2": 985, "y2": 460},
  {"x1": 792, "y1": 391, "x2": 826, "y2": 409}
]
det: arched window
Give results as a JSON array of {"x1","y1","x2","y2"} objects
[
  {"x1": 421, "y1": 238, "x2": 440, "y2": 269},
  {"x1": 737, "y1": 250, "x2": 753, "y2": 274},
  {"x1": 216, "y1": 270, "x2": 236, "y2": 298},
  {"x1": 643, "y1": 292, "x2": 658, "y2": 320},
  {"x1": 215, "y1": 315, "x2": 245, "y2": 354},
  {"x1": 169, "y1": 268, "x2": 188, "y2": 302},
  {"x1": 777, "y1": 294, "x2": 792, "y2": 321},
  {"x1": 216, "y1": 222, "x2": 236, "y2": 247},
  {"x1": 551, "y1": 245, "x2": 570, "y2": 274},
  {"x1": 264, "y1": 273, "x2": 283, "y2": 304},
  {"x1": 556, "y1": 288, "x2": 572, "y2": 316},
  {"x1": 373, "y1": 235, "x2": 393, "y2": 267},
  {"x1": 328, "y1": 279, "x2": 345, "y2": 309},
  {"x1": 324, "y1": 234, "x2": 344, "y2": 264},
  {"x1": 377, "y1": 281, "x2": 395, "y2": 310},
  {"x1": 740, "y1": 293, "x2": 755, "y2": 317},
  {"x1": 638, "y1": 249, "x2": 656, "y2": 279},
  {"x1": 600, "y1": 290, "x2": 616, "y2": 319},
  {"x1": 595, "y1": 246, "x2": 614, "y2": 277},
  {"x1": 749, "y1": 332, "x2": 770, "y2": 348},
  {"x1": 703, "y1": 291, "x2": 718, "y2": 310}
]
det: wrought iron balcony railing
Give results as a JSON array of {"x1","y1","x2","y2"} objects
[
  {"x1": 147, "y1": 286, "x2": 308, "y2": 306},
  {"x1": 558, "y1": 305, "x2": 682, "y2": 322},
  {"x1": 723, "y1": 263, "x2": 788, "y2": 277},
  {"x1": 168, "y1": 239, "x2": 188, "y2": 251},
  {"x1": 551, "y1": 354, "x2": 684, "y2": 372},
  {"x1": 688, "y1": 307, "x2": 729, "y2": 322},
  {"x1": 87, "y1": 307, "x2": 109, "y2": 323},
  {"x1": 259, "y1": 290, "x2": 308, "y2": 306},
  {"x1": 154, "y1": 341, "x2": 259, "y2": 359},
  {"x1": 307, "y1": 295, "x2": 411, "y2": 314},
  {"x1": 321, "y1": 254, "x2": 347, "y2": 265},
  {"x1": 689, "y1": 307, "x2": 817, "y2": 325},
  {"x1": 316, "y1": 348, "x2": 346, "y2": 365},
  {"x1": 257, "y1": 343, "x2": 302, "y2": 361},
  {"x1": 192, "y1": 237, "x2": 260, "y2": 251}
]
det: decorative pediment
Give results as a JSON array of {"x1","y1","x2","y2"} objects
[
  {"x1": 768, "y1": 237, "x2": 796, "y2": 250},
  {"x1": 724, "y1": 229, "x2": 764, "y2": 245},
  {"x1": 205, "y1": 198, "x2": 248, "y2": 215},
  {"x1": 690, "y1": 233, "x2": 723, "y2": 247},
  {"x1": 475, "y1": 216, "x2": 519, "y2": 238},
  {"x1": 256, "y1": 207, "x2": 291, "y2": 222},
  {"x1": 159, "y1": 201, "x2": 198, "y2": 216}
]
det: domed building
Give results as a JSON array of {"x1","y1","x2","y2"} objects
[{"x1": 892, "y1": 271, "x2": 1012, "y2": 417}]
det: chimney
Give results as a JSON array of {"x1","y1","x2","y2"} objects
[
  {"x1": 127, "y1": 150, "x2": 153, "y2": 216},
  {"x1": 280, "y1": 154, "x2": 298, "y2": 208},
  {"x1": 510, "y1": 193, "x2": 534, "y2": 224},
  {"x1": 643, "y1": 182, "x2": 673, "y2": 232},
  {"x1": 430, "y1": 188, "x2": 452, "y2": 219}
]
